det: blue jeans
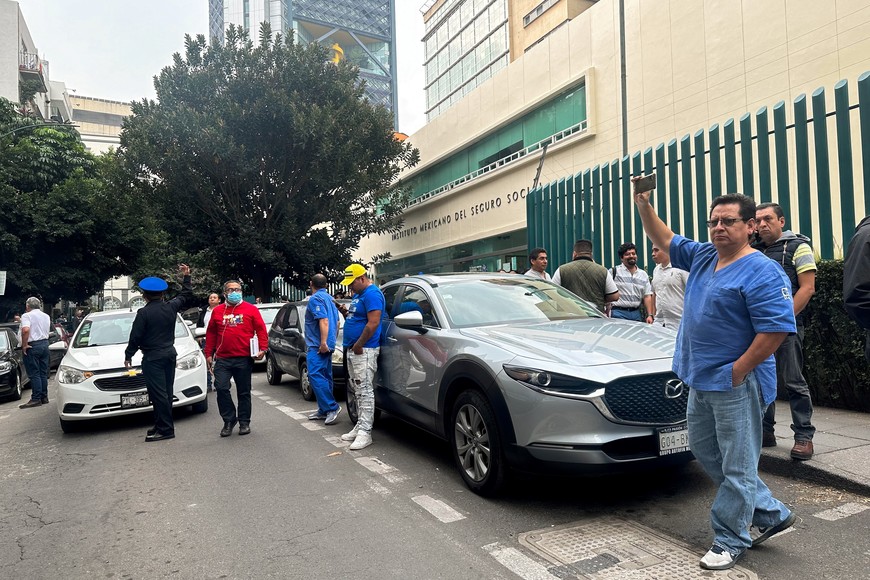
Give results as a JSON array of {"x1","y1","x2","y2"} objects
[
  {"x1": 764, "y1": 327, "x2": 815, "y2": 441},
  {"x1": 687, "y1": 372, "x2": 792, "y2": 555},
  {"x1": 611, "y1": 307, "x2": 642, "y2": 321},
  {"x1": 214, "y1": 357, "x2": 253, "y2": 424},
  {"x1": 23, "y1": 340, "x2": 50, "y2": 401},
  {"x1": 308, "y1": 348, "x2": 339, "y2": 414}
]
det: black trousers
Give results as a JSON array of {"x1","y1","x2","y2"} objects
[
  {"x1": 142, "y1": 356, "x2": 176, "y2": 435},
  {"x1": 214, "y1": 356, "x2": 253, "y2": 424}
]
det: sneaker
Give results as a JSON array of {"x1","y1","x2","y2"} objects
[
  {"x1": 348, "y1": 431, "x2": 372, "y2": 450},
  {"x1": 307, "y1": 410, "x2": 327, "y2": 420},
  {"x1": 751, "y1": 511, "x2": 796, "y2": 547},
  {"x1": 762, "y1": 431, "x2": 777, "y2": 447},
  {"x1": 341, "y1": 425, "x2": 359, "y2": 442},
  {"x1": 791, "y1": 440, "x2": 814, "y2": 460},
  {"x1": 324, "y1": 406, "x2": 341, "y2": 425},
  {"x1": 699, "y1": 545, "x2": 743, "y2": 570}
]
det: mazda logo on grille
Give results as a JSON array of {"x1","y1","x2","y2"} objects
[{"x1": 664, "y1": 379, "x2": 685, "y2": 399}]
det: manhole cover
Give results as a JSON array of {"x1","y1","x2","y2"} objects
[{"x1": 519, "y1": 517, "x2": 756, "y2": 579}]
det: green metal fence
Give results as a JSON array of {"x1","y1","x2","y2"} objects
[{"x1": 528, "y1": 71, "x2": 870, "y2": 273}]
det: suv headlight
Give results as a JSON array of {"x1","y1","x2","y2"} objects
[
  {"x1": 176, "y1": 351, "x2": 203, "y2": 370},
  {"x1": 0, "y1": 361, "x2": 12, "y2": 373},
  {"x1": 58, "y1": 365, "x2": 92, "y2": 384},
  {"x1": 503, "y1": 365, "x2": 603, "y2": 397}
]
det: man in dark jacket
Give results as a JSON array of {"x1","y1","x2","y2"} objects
[
  {"x1": 124, "y1": 264, "x2": 195, "y2": 442},
  {"x1": 844, "y1": 215, "x2": 870, "y2": 362}
]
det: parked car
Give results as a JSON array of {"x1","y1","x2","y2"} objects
[
  {"x1": 0, "y1": 322, "x2": 68, "y2": 369},
  {"x1": 0, "y1": 327, "x2": 30, "y2": 401},
  {"x1": 265, "y1": 300, "x2": 348, "y2": 400},
  {"x1": 55, "y1": 310, "x2": 209, "y2": 433},
  {"x1": 253, "y1": 302, "x2": 284, "y2": 368},
  {"x1": 344, "y1": 273, "x2": 691, "y2": 495}
]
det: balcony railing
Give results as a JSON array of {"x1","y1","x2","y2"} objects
[{"x1": 19, "y1": 52, "x2": 48, "y2": 93}]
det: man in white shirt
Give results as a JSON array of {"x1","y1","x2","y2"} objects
[
  {"x1": 610, "y1": 242, "x2": 654, "y2": 323},
  {"x1": 651, "y1": 245, "x2": 689, "y2": 329},
  {"x1": 19, "y1": 297, "x2": 52, "y2": 408},
  {"x1": 524, "y1": 247, "x2": 551, "y2": 281}
]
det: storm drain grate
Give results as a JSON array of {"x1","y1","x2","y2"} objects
[{"x1": 518, "y1": 517, "x2": 756, "y2": 579}]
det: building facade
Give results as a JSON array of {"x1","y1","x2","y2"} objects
[
  {"x1": 361, "y1": 0, "x2": 870, "y2": 280},
  {"x1": 208, "y1": 0, "x2": 398, "y2": 126}
]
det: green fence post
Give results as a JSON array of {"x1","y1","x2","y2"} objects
[
  {"x1": 739, "y1": 113, "x2": 755, "y2": 197},
  {"x1": 541, "y1": 182, "x2": 552, "y2": 269},
  {"x1": 555, "y1": 178, "x2": 567, "y2": 267},
  {"x1": 724, "y1": 119, "x2": 738, "y2": 193},
  {"x1": 709, "y1": 124, "x2": 722, "y2": 197},
  {"x1": 609, "y1": 160, "x2": 621, "y2": 263},
  {"x1": 584, "y1": 169, "x2": 596, "y2": 262},
  {"x1": 655, "y1": 143, "x2": 668, "y2": 222},
  {"x1": 631, "y1": 152, "x2": 643, "y2": 254},
  {"x1": 811, "y1": 87, "x2": 833, "y2": 259},
  {"x1": 667, "y1": 139, "x2": 680, "y2": 231},
  {"x1": 694, "y1": 129, "x2": 709, "y2": 242},
  {"x1": 578, "y1": 171, "x2": 588, "y2": 241},
  {"x1": 620, "y1": 155, "x2": 631, "y2": 264},
  {"x1": 601, "y1": 163, "x2": 612, "y2": 266},
  {"x1": 773, "y1": 101, "x2": 791, "y2": 219},
  {"x1": 858, "y1": 72, "x2": 870, "y2": 232},
  {"x1": 680, "y1": 135, "x2": 695, "y2": 241},
  {"x1": 834, "y1": 80, "x2": 856, "y2": 247},
  {"x1": 756, "y1": 107, "x2": 772, "y2": 203},
  {"x1": 526, "y1": 185, "x2": 539, "y2": 253},
  {"x1": 794, "y1": 94, "x2": 812, "y2": 240},
  {"x1": 563, "y1": 176, "x2": 575, "y2": 269},
  {"x1": 592, "y1": 167, "x2": 602, "y2": 263}
]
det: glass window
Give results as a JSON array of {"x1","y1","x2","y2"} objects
[
  {"x1": 286, "y1": 308, "x2": 299, "y2": 329},
  {"x1": 382, "y1": 285, "x2": 402, "y2": 319},
  {"x1": 397, "y1": 286, "x2": 440, "y2": 328}
]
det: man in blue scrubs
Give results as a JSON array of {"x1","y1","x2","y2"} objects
[
  {"x1": 634, "y1": 182, "x2": 797, "y2": 571},
  {"x1": 305, "y1": 273, "x2": 342, "y2": 425}
]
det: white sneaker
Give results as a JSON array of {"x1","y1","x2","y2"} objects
[
  {"x1": 340, "y1": 426, "x2": 359, "y2": 442},
  {"x1": 699, "y1": 545, "x2": 743, "y2": 570},
  {"x1": 348, "y1": 431, "x2": 372, "y2": 450}
]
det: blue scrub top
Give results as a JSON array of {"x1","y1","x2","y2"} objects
[
  {"x1": 304, "y1": 289, "x2": 340, "y2": 350},
  {"x1": 343, "y1": 284, "x2": 386, "y2": 349}
]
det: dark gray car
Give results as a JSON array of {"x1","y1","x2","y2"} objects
[{"x1": 345, "y1": 273, "x2": 691, "y2": 495}]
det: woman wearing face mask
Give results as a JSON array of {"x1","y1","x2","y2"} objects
[{"x1": 204, "y1": 280, "x2": 269, "y2": 438}]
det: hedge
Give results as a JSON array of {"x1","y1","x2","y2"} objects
[{"x1": 802, "y1": 259, "x2": 870, "y2": 412}]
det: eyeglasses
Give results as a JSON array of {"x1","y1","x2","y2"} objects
[{"x1": 706, "y1": 217, "x2": 747, "y2": 228}]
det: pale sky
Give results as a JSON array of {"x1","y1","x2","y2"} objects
[{"x1": 17, "y1": 0, "x2": 427, "y2": 135}]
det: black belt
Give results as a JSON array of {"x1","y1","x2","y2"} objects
[{"x1": 611, "y1": 306, "x2": 640, "y2": 311}]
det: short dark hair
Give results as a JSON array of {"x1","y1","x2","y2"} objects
[
  {"x1": 311, "y1": 273, "x2": 328, "y2": 289},
  {"x1": 617, "y1": 242, "x2": 636, "y2": 258},
  {"x1": 573, "y1": 239, "x2": 593, "y2": 254},
  {"x1": 711, "y1": 193, "x2": 756, "y2": 221},
  {"x1": 756, "y1": 201, "x2": 784, "y2": 219},
  {"x1": 529, "y1": 247, "x2": 547, "y2": 262}
]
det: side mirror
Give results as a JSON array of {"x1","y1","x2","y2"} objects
[
  {"x1": 49, "y1": 340, "x2": 68, "y2": 352},
  {"x1": 394, "y1": 311, "x2": 426, "y2": 333},
  {"x1": 193, "y1": 327, "x2": 206, "y2": 338}
]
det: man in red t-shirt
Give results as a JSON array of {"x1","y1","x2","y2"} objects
[{"x1": 204, "y1": 280, "x2": 268, "y2": 437}]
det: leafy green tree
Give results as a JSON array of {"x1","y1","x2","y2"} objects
[
  {"x1": 119, "y1": 25, "x2": 419, "y2": 298},
  {"x1": 0, "y1": 98, "x2": 151, "y2": 316}
]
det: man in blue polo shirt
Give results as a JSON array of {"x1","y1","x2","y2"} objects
[
  {"x1": 336, "y1": 263, "x2": 385, "y2": 451},
  {"x1": 634, "y1": 182, "x2": 797, "y2": 571},
  {"x1": 305, "y1": 273, "x2": 342, "y2": 425}
]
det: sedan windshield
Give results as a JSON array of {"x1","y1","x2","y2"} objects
[
  {"x1": 74, "y1": 313, "x2": 188, "y2": 348},
  {"x1": 258, "y1": 306, "x2": 281, "y2": 326},
  {"x1": 435, "y1": 278, "x2": 603, "y2": 328}
]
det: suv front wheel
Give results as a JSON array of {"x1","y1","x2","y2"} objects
[{"x1": 450, "y1": 390, "x2": 506, "y2": 496}]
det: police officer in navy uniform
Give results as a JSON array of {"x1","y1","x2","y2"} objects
[{"x1": 124, "y1": 264, "x2": 195, "y2": 442}]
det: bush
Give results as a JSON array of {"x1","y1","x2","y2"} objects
[{"x1": 802, "y1": 260, "x2": 870, "y2": 411}]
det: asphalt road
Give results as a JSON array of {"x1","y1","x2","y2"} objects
[{"x1": 2, "y1": 371, "x2": 868, "y2": 579}]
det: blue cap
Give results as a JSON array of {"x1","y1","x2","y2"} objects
[{"x1": 138, "y1": 277, "x2": 168, "y2": 292}]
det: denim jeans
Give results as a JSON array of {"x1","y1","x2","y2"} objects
[
  {"x1": 687, "y1": 371, "x2": 792, "y2": 555},
  {"x1": 142, "y1": 355, "x2": 176, "y2": 435},
  {"x1": 214, "y1": 356, "x2": 253, "y2": 424},
  {"x1": 764, "y1": 327, "x2": 815, "y2": 441},
  {"x1": 23, "y1": 339, "x2": 50, "y2": 401},
  {"x1": 610, "y1": 308, "x2": 643, "y2": 321},
  {"x1": 307, "y1": 347, "x2": 338, "y2": 415},
  {"x1": 347, "y1": 347, "x2": 379, "y2": 433}
]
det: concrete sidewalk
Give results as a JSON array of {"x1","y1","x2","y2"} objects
[{"x1": 759, "y1": 403, "x2": 870, "y2": 496}]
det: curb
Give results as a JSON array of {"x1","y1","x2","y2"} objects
[{"x1": 759, "y1": 452, "x2": 870, "y2": 498}]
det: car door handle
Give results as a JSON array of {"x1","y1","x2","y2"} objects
[{"x1": 386, "y1": 337, "x2": 399, "y2": 344}]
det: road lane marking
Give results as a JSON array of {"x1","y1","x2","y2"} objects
[
  {"x1": 324, "y1": 435, "x2": 350, "y2": 448},
  {"x1": 411, "y1": 495, "x2": 465, "y2": 523},
  {"x1": 813, "y1": 502, "x2": 869, "y2": 521},
  {"x1": 355, "y1": 457, "x2": 408, "y2": 484},
  {"x1": 258, "y1": 395, "x2": 272, "y2": 400},
  {"x1": 301, "y1": 422, "x2": 325, "y2": 431},
  {"x1": 276, "y1": 406, "x2": 296, "y2": 416},
  {"x1": 366, "y1": 480, "x2": 392, "y2": 496},
  {"x1": 289, "y1": 412, "x2": 311, "y2": 420},
  {"x1": 266, "y1": 400, "x2": 280, "y2": 406},
  {"x1": 482, "y1": 543, "x2": 558, "y2": 580},
  {"x1": 251, "y1": 390, "x2": 263, "y2": 396}
]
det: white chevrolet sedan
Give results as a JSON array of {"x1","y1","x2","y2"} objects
[{"x1": 56, "y1": 310, "x2": 208, "y2": 433}]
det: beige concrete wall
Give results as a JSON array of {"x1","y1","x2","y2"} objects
[{"x1": 359, "y1": 0, "x2": 870, "y2": 264}]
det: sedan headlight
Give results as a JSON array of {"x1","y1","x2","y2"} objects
[
  {"x1": 57, "y1": 365, "x2": 93, "y2": 384},
  {"x1": 503, "y1": 364, "x2": 604, "y2": 397},
  {"x1": 176, "y1": 351, "x2": 203, "y2": 370},
  {"x1": 0, "y1": 360, "x2": 12, "y2": 373},
  {"x1": 331, "y1": 348, "x2": 344, "y2": 365}
]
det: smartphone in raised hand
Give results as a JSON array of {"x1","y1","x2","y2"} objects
[{"x1": 634, "y1": 173, "x2": 656, "y2": 194}]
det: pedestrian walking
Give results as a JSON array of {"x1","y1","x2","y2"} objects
[
  {"x1": 650, "y1": 245, "x2": 688, "y2": 329},
  {"x1": 18, "y1": 297, "x2": 52, "y2": 409},
  {"x1": 609, "y1": 242, "x2": 654, "y2": 323},
  {"x1": 197, "y1": 292, "x2": 221, "y2": 392},
  {"x1": 552, "y1": 239, "x2": 620, "y2": 312},
  {"x1": 524, "y1": 247, "x2": 551, "y2": 281},
  {"x1": 305, "y1": 274, "x2": 342, "y2": 425},
  {"x1": 336, "y1": 264, "x2": 385, "y2": 451},
  {"x1": 205, "y1": 280, "x2": 268, "y2": 437},
  {"x1": 843, "y1": 214, "x2": 870, "y2": 362},
  {"x1": 754, "y1": 202, "x2": 817, "y2": 459},
  {"x1": 634, "y1": 179, "x2": 797, "y2": 570},
  {"x1": 123, "y1": 264, "x2": 196, "y2": 441}
]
